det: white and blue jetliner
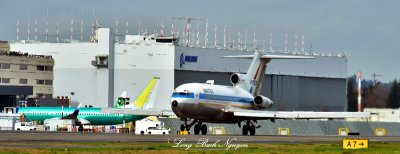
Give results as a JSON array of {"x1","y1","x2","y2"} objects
[{"x1": 171, "y1": 51, "x2": 371, "y2": 135}]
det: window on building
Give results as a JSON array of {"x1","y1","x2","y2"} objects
[
  {"x1": 36, "y1": 93, "x2": 44, "y2": 98},
  {"x1": 1, "y1": 63, "x2": 10, "y2": 69},
  {"x1": 19, "y1": 79, "x2": 28, "y2": 84},
  {"x1": 45, "y1": 94, "x2": 52, "y2": 99},
  {"x1": 45, "y1": 66, "x2": 53, "y2": 71},
  {"x1": 37, "y1": 65, "x2": 45, "y2": 71},
  {"x1": 20, "y1": 64, "x2": 28, "y2": 70},
  {"x1": 45, "y1": 80, "x2": 53, "y2": 85},
  {"x1": 36, "y1": 80, "x2": 44, "y2": 85},
  {"x1": 37, "y1": 65, "x2": 53, "y2": 71},
  {"x1": 1, "y1": 78, "x2": 10, "y2": 83}
]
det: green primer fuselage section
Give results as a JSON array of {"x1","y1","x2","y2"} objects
[{"x1": 17, "y1": 107, "x2": 145, "y2": 125}]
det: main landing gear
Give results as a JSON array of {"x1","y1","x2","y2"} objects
[
  {"x1": 193, "y1": 122, "x2": 207, "y2": 135},
  {"x1": 180, "y1": 119, "x2": 208, "y2": 135},
  {"x1": 241, "y1": 120, "x2": 256, "y2": 136}
]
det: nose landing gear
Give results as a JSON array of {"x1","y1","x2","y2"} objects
[{"x1": 180, "y1": 119, "x2": 208, "y2": 135}]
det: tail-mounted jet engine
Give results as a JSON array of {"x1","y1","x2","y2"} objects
[
  {"x1": 230, "y1": 73, "x2": 246, "y2": 86},
  {"x1": 254, "y1": 95, "x2": 273, "y2": 109}
]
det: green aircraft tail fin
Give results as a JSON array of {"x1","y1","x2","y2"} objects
[{"x1": 113, "y1": 91, "x2": 130, "y2": 108}]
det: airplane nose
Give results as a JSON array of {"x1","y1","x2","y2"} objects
[{"x1": 171, "y1": 100, "x2": 178, "y2": 107}]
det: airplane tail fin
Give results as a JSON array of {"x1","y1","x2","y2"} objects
[
  {"x1": 224, "y1": 51, "x2": 313, "y2": 96},
  {"x1": 133, "y1": 77, "x2": 160, "y2": 109},
  {"x1": 62, "y1": 103, "x2": 81, "y2": 120}
]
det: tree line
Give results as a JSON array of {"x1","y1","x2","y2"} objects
[{"x1": 347, "y1": 76, "x2": 400, "y2": 111}]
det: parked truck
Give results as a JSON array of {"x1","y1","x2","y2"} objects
[{"x1": 44, "y1": 119, "x2": 74, "y2": 131}]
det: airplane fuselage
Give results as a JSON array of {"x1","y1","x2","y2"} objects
[
  {"x1": 171, "y1": 83, "x2": 257, "y2": 123},
  {"x1": 17, "y1": 107, "x2": 145, "y2": 125}
]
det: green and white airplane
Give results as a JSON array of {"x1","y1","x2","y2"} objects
[{"x1": 16, "y1": 77, "x2": 160, "y2": 126}]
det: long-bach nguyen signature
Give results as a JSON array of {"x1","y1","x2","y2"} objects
[{"x1": 171, "y1": 138, "x2": 248, "y2": 150}]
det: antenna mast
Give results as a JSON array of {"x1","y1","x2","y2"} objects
[
  {"x1": 115, "y1": 17, "x2": 119, "y2": 41},
  {"x1": 34, "y1": 19, "x2": 38, "y2": 41},
  {"x1": 70, "y1": 17, "x2": 74, "y2": 41},
  {"x1": 205, "y1": 19, "x2": 208, "y2": 48},
  {"x1": 56, "y1": 18, "x2": 59, "y2": 43},
  {"x1": 284, "y1": 27, "x2": 288, "y2": 52},
  {"x1": 269, "y1": 26, "x2": 272, "y2": 51},
  {"x1": 253, "y1": 25, "x2": 256, "y2": 50},
  {"x1": 214, "y1": 24, "x2": 217, "y2": 48},
  {"x1": 294, "y1": 32, "x2": 298, "y2": 52},
  {"x1": 196, "y1": 21, "x2": 200, "y2": 47},
  {"x1": 80, "y1": 8, "x2": 84, "y2": 41},
  {"x1": 27, "y1": 19, "x2": 30, "y2": 41},
  {"x1": 16, "y1": 18, "x2": 19, "y2": 41},
  {"x1": 301, "y1": 32, "x2": 305, "y2": 53},
  {"x1": 244, "y1": 28, "x2": 247, "y2": 51},
  {"x1": 125, "y1": 18, "x2": 128, "y2": 35},
  {"x1": 223, "y1": 24, "x2": 226, "y2": 49},
  {"x1": 45, "y1": 9, "x2": 48, "y2": 42}
]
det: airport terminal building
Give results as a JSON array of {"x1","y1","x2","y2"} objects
[{"x1": 9, "y1": 28, "x2": 348, "y2": 111}]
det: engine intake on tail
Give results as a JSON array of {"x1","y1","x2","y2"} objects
[
  {"x1": 230, "y1": 73, "x2": 246, "y2": 86},
  {"x1": 254, "y1": 95, "x2": 273, "y2": 109}
]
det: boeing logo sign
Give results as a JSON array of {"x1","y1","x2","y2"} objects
[{"x1": 180, "y1": 53, "x2": 198, "y2": 68}]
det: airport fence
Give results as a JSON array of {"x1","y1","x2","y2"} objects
[{"x1": 159, "y1": 118, "x2": 400, "y2": 136}]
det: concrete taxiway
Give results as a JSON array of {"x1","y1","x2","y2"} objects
[{"x1": 0, "y1": 131, "x2": 398, "y2": 143}]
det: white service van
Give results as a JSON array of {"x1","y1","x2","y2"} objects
[
  {"x1": 146, "y1": 126, "x2": 170, "y2": 135},
  {"x1": 15, "y1": 122, "x2": 36, "y2": 131}
]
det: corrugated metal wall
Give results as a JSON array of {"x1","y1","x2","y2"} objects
[{"x1": 161, "y1": 118, "x2": 400, "y2": 136}]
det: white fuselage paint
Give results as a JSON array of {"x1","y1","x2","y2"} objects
[{"x1": 171, "y1": 83, "x2": 256, "y2": 123}]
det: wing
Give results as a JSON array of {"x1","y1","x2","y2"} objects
[
  {"x1": 77, "y1": 118, "x2": 91, "y2": 125},
  {"x1": 227, "y1": 107, "x2": 370, "y2": 119},
  {"x1": 100, "y1": 108, "x2": 175, "y2": 116}
]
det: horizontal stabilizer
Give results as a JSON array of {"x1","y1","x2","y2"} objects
[{"x1": 223, "y1": 54, "x2": 313, "y2": 59}]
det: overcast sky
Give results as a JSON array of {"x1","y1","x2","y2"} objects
[{"x1": 1, "y1": 0, "x2": 399, "y2": 82}]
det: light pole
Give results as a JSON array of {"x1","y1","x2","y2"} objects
[{"x1": 70, "y1": 92, "x2": 75, "y2": 106}]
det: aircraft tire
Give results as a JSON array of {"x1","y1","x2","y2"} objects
[
  {"x1": 78, "y1": 126, "x2": 84, "y2": 132},
  {"x1": 194, "y1": 124, "x2": 201, "y2": 135},
  {"x1": 250, "y1": 125, "x2": 256, "y2": 136},
  {"x1": 201, "y1": 124, "x2": 207, "y2": 135},
  {"x1": 242, "y1": 125, "x2": 249, "y2": 135},
  {"x1": 180, "y1": 124, "x2": 185, "y2": 131}
]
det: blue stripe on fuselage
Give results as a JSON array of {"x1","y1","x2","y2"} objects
[
  {"x1": 171, "y1": 92, "x2": 195, "y2": 99},
  {"x1": 199, "y1": 93, "x2": 253, "y2": 104}
]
